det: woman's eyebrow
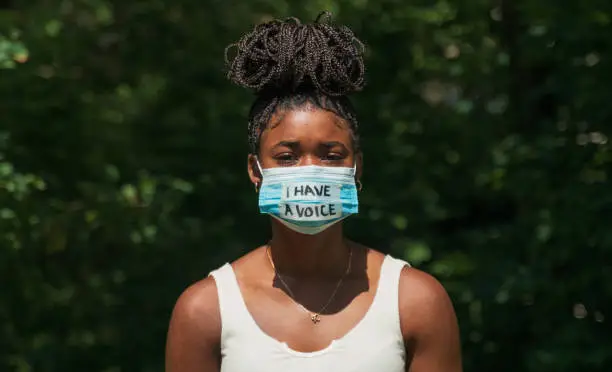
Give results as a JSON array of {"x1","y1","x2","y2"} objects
[
  {"x1": 272, "y1": 140, "x2": 300, "y2": 150},
  {"x1": 320, "y1": 141, "x2": 348, "y2": 149}
]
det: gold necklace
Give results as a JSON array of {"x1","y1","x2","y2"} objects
[{"x1": 265, "y1": 244, "x2": 352, "y2": 324}]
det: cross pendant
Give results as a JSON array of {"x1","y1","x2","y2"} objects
[{"x1": 310, "y1": 313, "x2": 321, "y2": 324}]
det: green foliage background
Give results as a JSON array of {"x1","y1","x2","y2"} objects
[{"x1": 1, "y1": 0, "x2": 611, "y2": 371}]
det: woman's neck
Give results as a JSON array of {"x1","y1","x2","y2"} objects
[{"x1": 268, "y1": 221, "x2": 352, "y2": 279}]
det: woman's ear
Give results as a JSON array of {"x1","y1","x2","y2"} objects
[{"x1": 247, "y1": 154, "x2": 262, "y2": 188}]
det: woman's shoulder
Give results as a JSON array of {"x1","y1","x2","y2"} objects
[
  {"x1": 398, "y1": 265, "x2": 452, "y2": 309},
  {"x1": 358, "y1": 247, "x2": 453, "y2": 317},
  {"x1": 168, "y1": 248, "x2": 259, "y2": 339},
  {"x1": 170, "y1": 246, "x2": 258, "y2": 314},
  {"x1": 374, "y1": 248, "x2": 446, "y2": 299},
  {"x1": 395, "y1": 260, "x2": 458, "y2": 339},
  {"x1": 170, "y1": 275, "x2": 221, "y2": 333},
  {"x1": 366, "y1": 247, "x2": 457, "y2": 335},
  {"x1": 166, "y1": 276, "x2": 222, "y2": 366}
]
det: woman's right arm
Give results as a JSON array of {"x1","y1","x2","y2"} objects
[{"x1": 165, "y1": 277, "x2": 221, "y2": 372}]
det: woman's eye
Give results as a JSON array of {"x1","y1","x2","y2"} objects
[
  {"x1": 275, "y1": 153, "x2": 296, "y2": 164},
  {"x1": 324, "y1": 153, "x2": 344, "y2": 161}
]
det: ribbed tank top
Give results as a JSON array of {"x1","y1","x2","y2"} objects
[{"x1": 209, "y1": 255, "x2": 409, "y2": 372}]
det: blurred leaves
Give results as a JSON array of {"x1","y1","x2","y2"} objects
[{"x1": 0, "y1": 31, "x2": 28, "y2": 68}]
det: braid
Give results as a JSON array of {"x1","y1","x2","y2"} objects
[{"x1": 225, "y1": 11, "x2": 366, "y2": 154}]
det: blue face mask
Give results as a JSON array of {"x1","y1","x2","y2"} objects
[{"x1": 257, "y1": 160, "x2": 359, "y2": 235}]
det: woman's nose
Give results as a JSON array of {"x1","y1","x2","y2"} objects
[{"x1": 299, "y1": 155, "x2": 321, "y2": 166}]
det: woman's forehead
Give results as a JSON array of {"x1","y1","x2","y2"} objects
[{"x1": 263, "y1": 109, "x2": 351, "y2": 143}]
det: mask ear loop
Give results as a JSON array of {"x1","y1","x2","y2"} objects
[
  {"x1": 255, "y1": 157, "x2": 264, "y2": 177},
  {"x1": 352, "y1": 161, "x2": 363, "y2": 192},
  {"x1": 254, "y1": 156, "x2": 264, "y2": 193}
]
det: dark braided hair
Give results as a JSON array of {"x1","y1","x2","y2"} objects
[{"x1": 224, "y1": 11, "x2": 366, "y2": 154}]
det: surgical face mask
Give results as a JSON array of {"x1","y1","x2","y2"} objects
[{"x1": 256, "y1": 160, "x2": 359, "y2": 235}]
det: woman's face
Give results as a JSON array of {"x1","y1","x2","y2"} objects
[{"x1": 248, "y1": 107, "x2": 362, "y2": 185}]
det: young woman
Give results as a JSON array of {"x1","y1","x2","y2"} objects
[{"x1": 165, "y1": 12, "x2": 462, "y2": 372}]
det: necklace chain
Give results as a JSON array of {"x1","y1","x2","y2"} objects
[{"x1": 265, "y1": 244, "x2": 352, "y2": 324}]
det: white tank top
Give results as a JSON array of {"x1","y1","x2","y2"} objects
[{"x1": 209, "y1": 255, "x2": 409, "y2": 372}]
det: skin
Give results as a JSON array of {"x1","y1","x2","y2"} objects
[{"x1": 165, "y1": 106, "x2": 463, "y2": 372}]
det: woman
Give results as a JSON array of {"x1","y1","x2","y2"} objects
[{"x1": 165, "y1": 12, "x2": 462, "y2": 372}]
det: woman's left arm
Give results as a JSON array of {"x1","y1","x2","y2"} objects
[{"x1": 399, "y1": 267, "x2": 463, "y2": 372}]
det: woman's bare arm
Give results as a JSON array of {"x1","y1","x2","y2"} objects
[
  {"x1": 399, "y1": 267, "x2": 462, "y2": 372},
  {"x1": 165, "y1": 277, "x2": 221, "y2": 372}
]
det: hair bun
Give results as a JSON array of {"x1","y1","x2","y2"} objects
[{"x1": 225, "y1": 11, "x2": 366, "y2": 97}]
